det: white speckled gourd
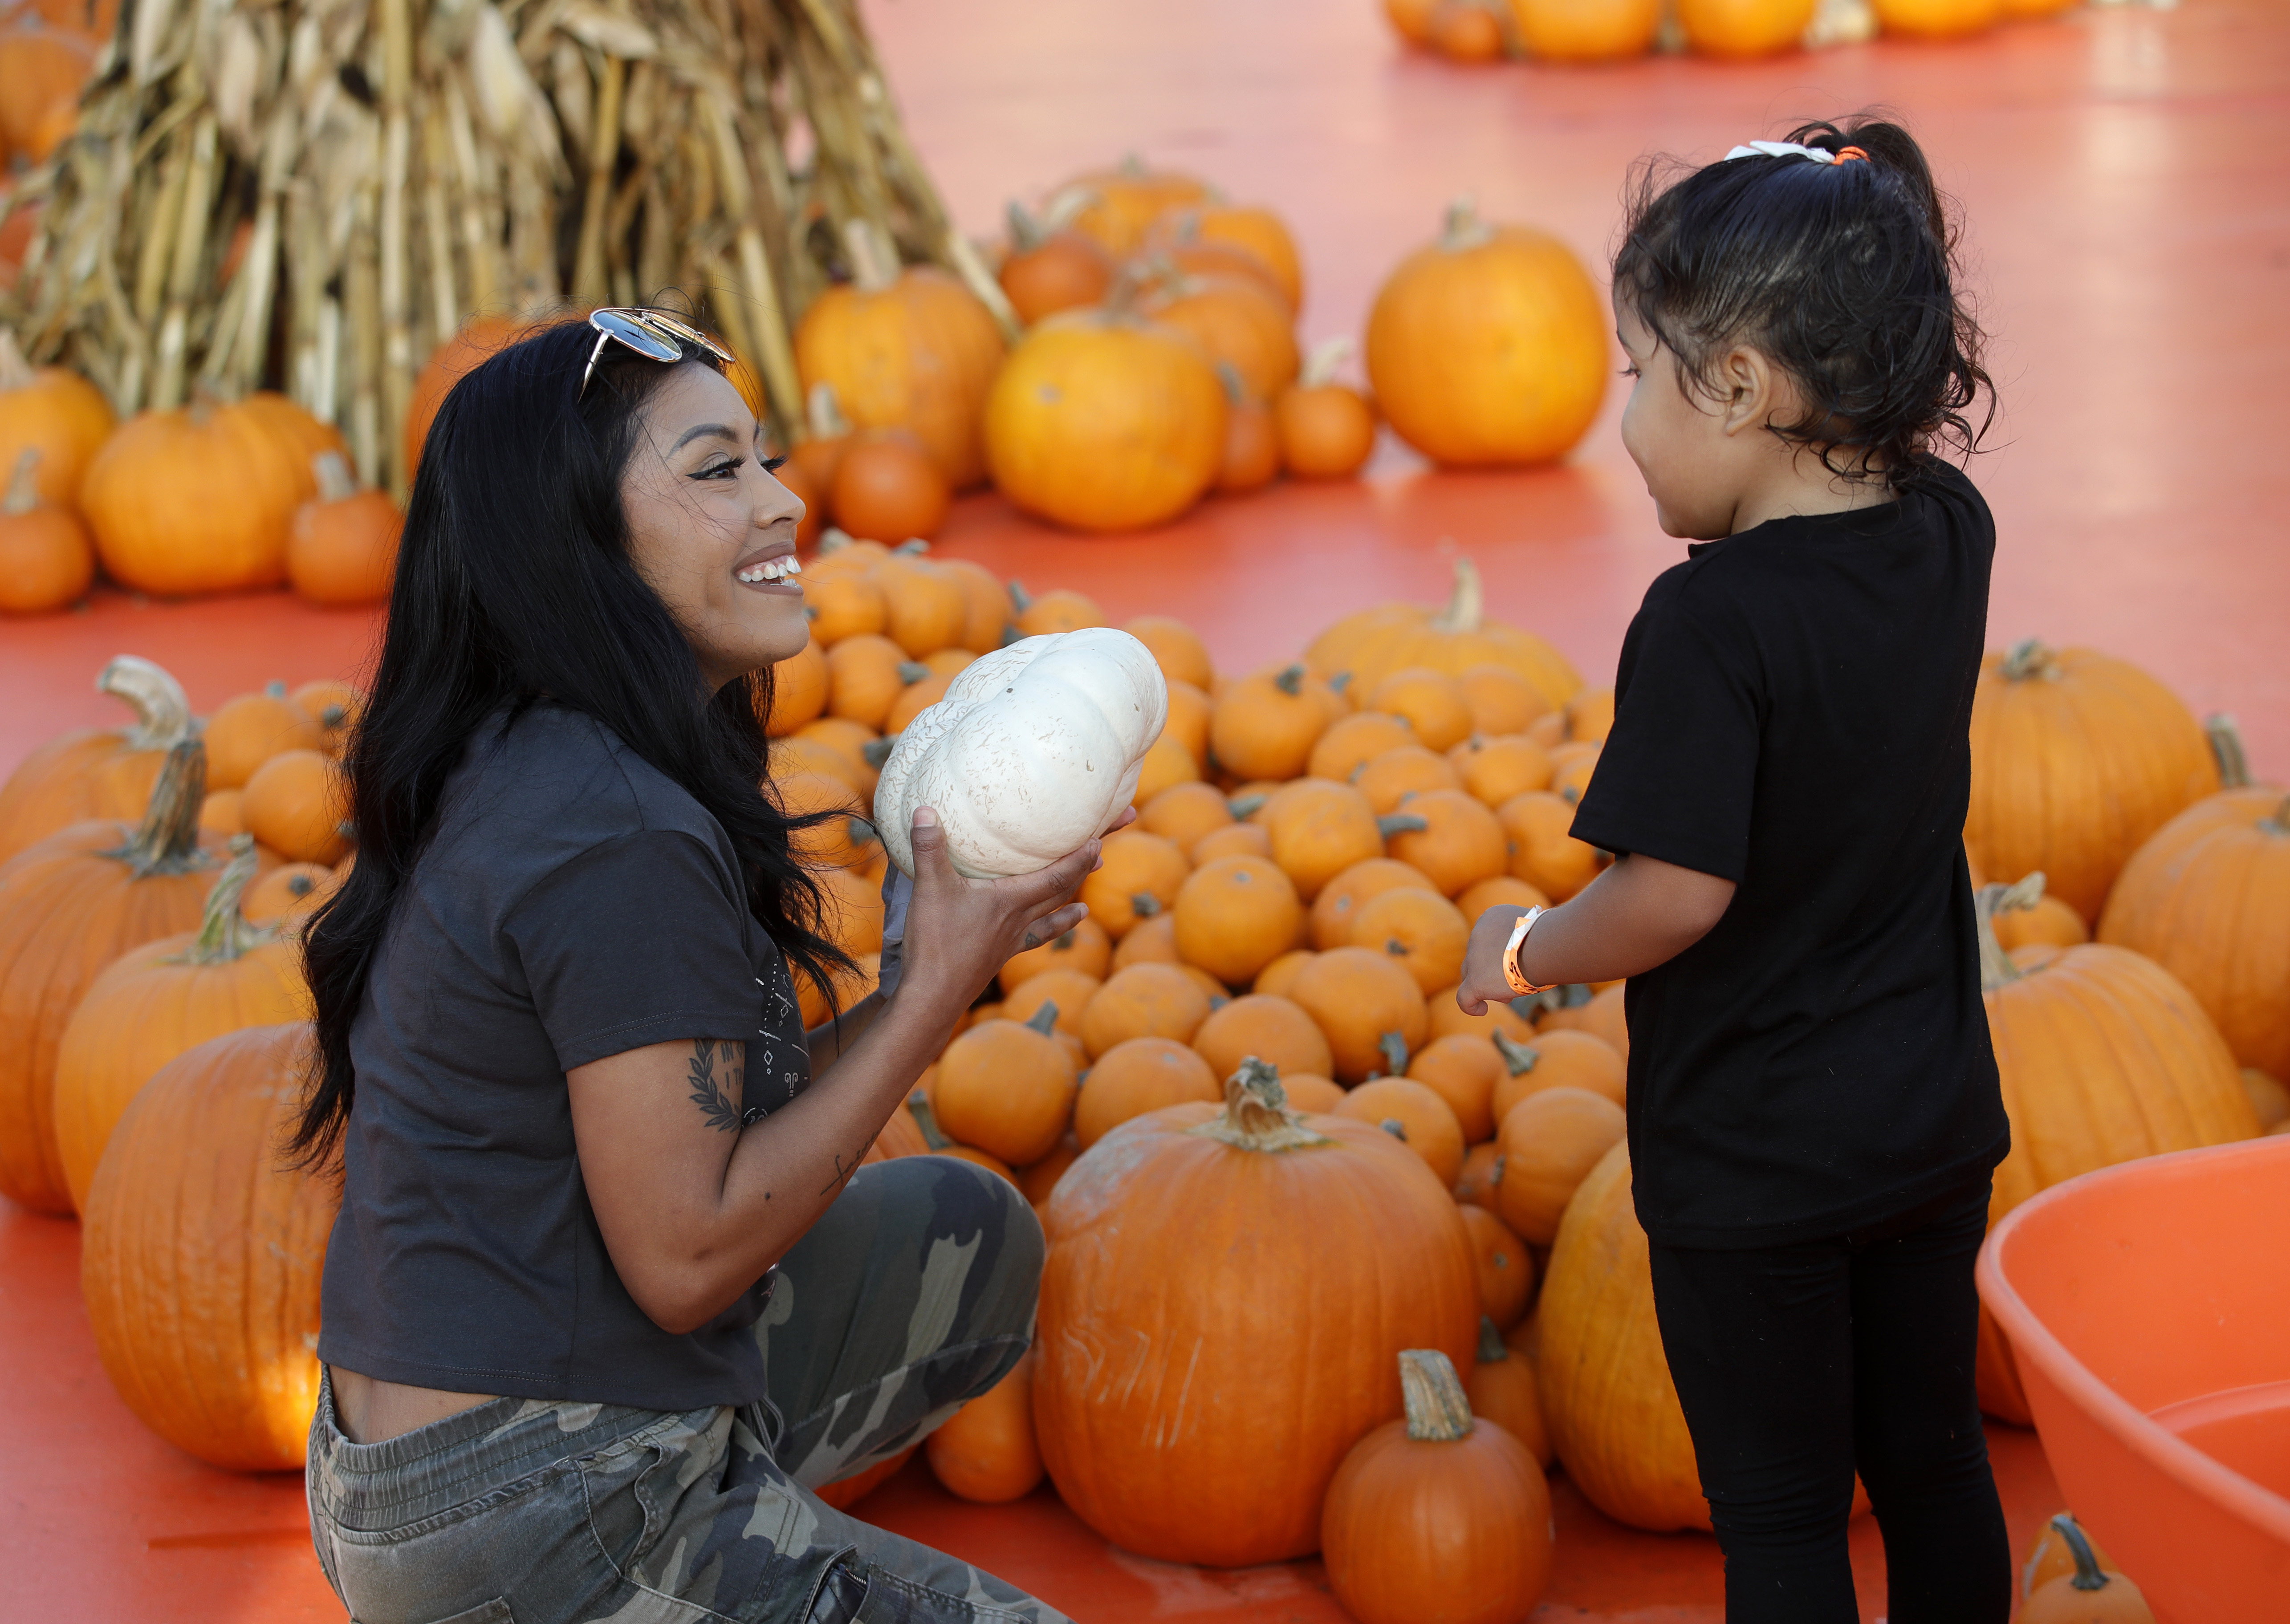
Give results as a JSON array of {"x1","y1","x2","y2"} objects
[{"x1": 875, "y1": 629, "x2": 1168, "y2": 879}]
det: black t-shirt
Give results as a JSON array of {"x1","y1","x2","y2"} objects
[
  {"x1": 317, "y1": 702, "x2": 809, "y2": 1409},
  {"x1": 1569, "y1": 462, "x2": 2009, "y2": 1248}
]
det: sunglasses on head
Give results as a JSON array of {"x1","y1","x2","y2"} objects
[{"x1": 579, "y1": 308, "x2": 735, "y2": 398}]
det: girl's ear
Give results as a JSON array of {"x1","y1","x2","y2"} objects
[{"x1": 1715, "y1": 345, "x2": 1780, "y2": 438}]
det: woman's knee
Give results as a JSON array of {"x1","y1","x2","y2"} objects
[{"x1": 870, "y1": 1154, "x2": 1044, "y2": 1338}]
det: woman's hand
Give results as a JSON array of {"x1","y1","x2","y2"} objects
[{"x1": 891, "y1": 804, "x2": 1124, "y2": 1016}]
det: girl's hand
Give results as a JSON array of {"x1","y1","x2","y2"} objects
[
  {"x1": 1456, "y1": 904, "x2": 1532, "y2": 1017},
  {"x1": 894, "y1": 805, "x2": 1123, "y2": 1013}
]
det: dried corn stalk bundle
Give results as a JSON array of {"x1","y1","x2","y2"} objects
[{"x1": 2, "y1": 0, "x2": 1010, "y2": 497}]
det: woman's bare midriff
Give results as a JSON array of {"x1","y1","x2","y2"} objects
[{"x1": 329, "y1": 1365, "x2": 501, "y2": 1445}]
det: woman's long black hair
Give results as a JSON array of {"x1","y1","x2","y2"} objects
[
  {"x1": 1613, "y1": 114, "x2": 1995, "y2": 487},
  {"x1": 289, "y1": 320, "x2": 850, "y2": 1168}
]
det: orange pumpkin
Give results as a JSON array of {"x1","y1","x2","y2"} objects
[
  {"x1": 1366, "y1": 669, "x2": 1474, "y2": 753},
  {"x1": 933, "y1": 556, "x2": 1013, "y2": 654},
  {"x1": 1054, "y1": 156, "x2": 1215, "y2": 258},
  {"x1": 998, "y1": 916, "x2": 1113, "y2": 994},
  {"x1": 1366, "y1": 200, "x2": 1608, "y2": 466},
  {"x1": 1321, "y1": 1348, "x2": 1554, "y2": 1624},
  {"x1": 52, "y1": 844, "x2": 309, "y2": 1210},
  {"x1": 1143, "y1": 272, "x2": 1299, "y2": 403},
  {"x1": 81, "y1": 394, "x2": 314, "y2": 596},
  {"x1": 1123, "y1": 616, "x2": 1215, "y2": 692},
  {"x1": 1965, "y1": 642, "x2": 2220, "y2": 922},
  {"x1": 2019, "y1": 1513, "x2": 2152, "y2": 1623},
  {"x1": 1253, "y1": 947, "x2": 1316, "y2": 999},
  {"x1": 1214, "y1": 379, "x2": 1282, "y2": 495},
  {"x1": 1210, "y1": 663, "x2": 1342, "y2": 782},
  {"x1": 998, "y1": 210, "x2": 1116, "y2": 327},
  {"x1": 800, "y1": 567, "x2": 887, "y2": 648},
  {"x1": 831, "y1": 433, "x2": 952, "y2": 545},
  {"x1": 1279, "y1": 1072, "x2": 1347, "y2": 1113},
  {"x1": 814, "y1": 1445, "x2": 919, "y2": 1510},
  {"x1": 1035, "y1": 1061, "x2": 1480, "y2": 1565},
  {"x1": 1310, "y1": 857, "x2": 1440, "y2": 951},
  {"x1": 822, "y1": 633, "x2": 916, "y2": 731},
  {"x1": 1454, "y1": 1141, "x2": 1502, "y2": 1210},
  {"x1": 203, "y1": 690, "x2": 323, "y2": 792},
  {"x1": 1078, "y1": 962, "x2": 1213, "y2": 1060},
  {"x1": 1309, "y1": 712, "x2": 1419, "y2": 784},
  {"x1": 764, "y1": 638, "x2": 832, "y2": 737},
  {"x1": 1181, "y1": 205, "x2": 1304, "y2": 312},
  {"x1": 1354, "y1": 746, "x2": 1464, "y2": 816},
  {"x1": 1492, "y1": 1027, "x2": 1627, "y2": 1120},
  {"x1": 1171, "y1": 854, "x2": 1305, "y2": 987},
  {"x1": 1384, "y1": 788, "x2": 1508, "y2": 897},
  {"x1": 1142, "y1": 208, "x2": 1299, "y2": 312},
  {"x1": 1010, "y1": 583, "x2": 1108, "y2": 638},
  {"x1": 812, "y1": 863, "x2": 886, "y2": 958},
  {"x1": 286, "y1": 452, "x2": 400, "y2": 605},
  {"x1": 2018, "y1": 1513, "x2": 2124, "y2": 1608},
  {"x1": 240, "y1": 749, "x2": 351, "y2": 865},
  {"x1": 1289, "y1": 945, "x2": 1430, "y2": 1083},
  {"x1": 1505, "y1": 0, "x2": 1661, "y2": 57},
  {"x1": 1429, "y1": 0, "x2": 1510, "y2": 57},
  {"x1": 1429, "y1": 985, "x2": 1538, "y2": 1047},
  {"x1": 1335, "y1": 1076, "x2": 1466, "y2": 1185},
  {"x1": 934, "y1": 1011, "x2": 1078, "y2": 1166},
  {"x1": 1456, "y1": 874, "x2": 1552, "y2": 923},
  {"x1": 1275, "y1": 345, "x2": 1379, "y2": 481},
  {"x1": 0, "y1": 445, "x2": 92, "y2": 613},
  {"x1": 926, "y1": 1348, "x2": 1045, "y2": 1503},
  {"x1": 1454, "y1": 665, "x2": 1552, "y2": 739},
  {"x1": 1872, "y1": 0, "x2": 2000, "y2": 38},
  {"x1": 1564, "y1": 685, "x2": 1614, "y2": 743},
  {"x1": 1459, "y1": 1206, "x2": 1535, "y2": 1329},
  {"x1": 1536, "y1": 978, "x2": 1630, "y2": 1052},
  {"x1": 1536, "y1": 1141, "x2": 1708, "y2": 1530},
  {"x1": 1139, "y1": 780, "x2": 1235, "y2": 852},
  {"x1": 1678, "y1": 0, "x2": 1818, "y2": 56},
  {"x1": 1307, "y1": 556, "x2": 1581, "y2": 711},
  {"x1": 240, "y1": 861, "x2": 341, "y2": 933},
  {"x1": 1158, "y1": 678, "x2": 1213, "y2": 772},
  {"x1": 1111, "y1": 910, "x2": 1182, "y2": 971},
  {"x1": 1350, "y1": 885, "x2": 1470, "y2": 997},
  {"x1": 0, "y1": 742, "x2": 224, "y2": 1214},
  {"x1": 0, "y1": 22, "x2": 92, "y2": 160},
  {"x1": 999, "y1": 969, "x2": 1102, "y2": 1042},
  {"x1": 1451, "y1": 733, "x2": 1554, "y2": 807},
  {"x1": 795, "y1": 223, "x2": 1006, "y2": 489},
  {"x1": 80, "y1": 1022, "x2": 339, "y2": 1469},
  {"x1": 1078, "y1": 830, "x2": 1191, "y2": 938},
  {"x1": 1014, "y1": 1135, "x2": 1082, "y2": 1206},
  {"x1": 2099, "y1": 729, "x2": 2290, "y2": 1078},
  {"x1": 1407, "y1": 1032, "x2": 1502, "y2": 1142},
  {"x1": 1262, "y1": 779, "x2": 1385, "y2": 902},
  {"x1": 1497, "y1": 789, "x2": 1607, "y2": 900},
  {"x1": 289, "y1": 679, "x2": 363, "y2": 754},
  {"x1": 984, "y1": 308, "x2": 1226, "y2": 532},
  {"x1": 1494, "y1": 1084, "x2": 1627, "y2": 1244},
  {"x1": 1192, "y1": 992, "x2": 1334, "y2": 1084},
  {"x1": 0, "y1": 328, "x2": 114, "y2": 512},
  {"x1": 1191, "y1": 821, "x2": 1271, "y2": 865},
  {"x1": 1467, "y1": 1315, "x2": 1552, "y2": 1466},
  {"x1": 1074, "y1": 1035, "x2": 1222, "y2": 1148}
]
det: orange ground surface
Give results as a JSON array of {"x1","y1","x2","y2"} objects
[{"x1": 3, "y1": 0, "x2": 2283, "y2": 1618}]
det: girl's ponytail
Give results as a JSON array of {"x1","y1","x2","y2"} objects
[{"x1": 1614, "y1": 112, "x2": 1993, "y2": 489}]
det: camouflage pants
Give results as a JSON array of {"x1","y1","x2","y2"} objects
[{"x1": 307, "y1": 1157, "x2": 1065, "y2": 1624}]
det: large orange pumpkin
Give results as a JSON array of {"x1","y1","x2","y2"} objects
[
  {"x1": 1365, "y1": 201, "x2": 1608, "y2": 468},
  {"x1": 1034, "y1": 1061, "x2": 1480, "y2": 1565},
  {"x1": 52, "y1": 842, "x2": 309, "y2": 1210},
  {"x1": 80, "y1": 1022, "x2": 338, "y2": 1470},
  {"x1": 1537, "y1": 1140, "x2": 1709, "y2": 1531},
  {"x1": 0, "y1": 328, "x2": 113, "y2": 511},
  {"x1": 81, "y1": 394, "x2": 312, "y2": 595},
  {"x1": 0, "y1": 655, "x2": 195, "y2": 864},
  {"x1": 1320, "y1": 1348, "x2": 1554, "y2": 1624},
  {"x1": 983, "y1": 308, "x2": 1226, "y2": 532},
  {"x1": 2098, "y1": 727, "x2": 2290, "y2": 1078},
  {"x1": 1677, "y1": 0, "x2": 1818, "y2": 56},
  {"x1": 1964, "y1": 641, "x2": 2219, "y2": 923},
  {"x1": 1306, "y1": 556, "x2": 1582, "y2": 711},
  {"x1": 0, "y1": 742, "x2": 223, "y2": 1214}
]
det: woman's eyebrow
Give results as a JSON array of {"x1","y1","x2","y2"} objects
[{"x1": 671, "y1": 423, "x2": 741, "y2": 451}]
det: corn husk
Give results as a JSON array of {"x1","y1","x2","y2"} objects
[{"x1": 1, "y1": 0, "x2": 1006, "y2": 500}]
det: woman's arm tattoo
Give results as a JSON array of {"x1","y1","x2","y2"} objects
[{"x1": 687, "y1": 1039, "x2": 745, "y2": 1132}]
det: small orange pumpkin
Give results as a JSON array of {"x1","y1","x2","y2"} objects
[
  {"x1": 1214, "y1": 371, "x2": 1281, "y2": 495},
  {"x1": 1142, "y1": 272, "x2": 1300, "y2": 403},
  {"x1": 1253, "y1": 947, "x2": 1316, "y2": 1000},
  {"x1": 1407, "y1": 1032, "x2": 1503, "y2": 1143},
  {"x1": 1125, "y1": 615, "x2": 1216, "y2": 692},
  {"x1": 1492, "y1": 1027, "x2": 1627, "y2": 1119},
  {"x1": 1366, "y1": 669, "x2": 1474, "y2": 753},
  {"x1": 1354, "y1": 745, "x2": 1464, "y2": 816},
  {"x1": 934, "y1": 1010, "x2": 1077, "y2": 1166},
  {"x1": 999, "y1": 207, "x2": 1116, "y2": 327},
  {"x1": 1458, "y1": 1207, "x2": 1534, "y2": 1329},
  {"x1": 1053, "y1": 157, "x2": 1216, "y2": 259},
  {"x1": 1079, "y1": 830, "x2": 1192, "y2": 938},
  {"x1": 1384, "y1": 788, "x2": 1509, "y2": 897},
  {"x1": 1351, "y1": 885, "x2": 1470, "y2": 997},
  {"x1": 1159, "y1": 679, "x2": 1214, "y2": 772},
  {"x1": 204, "y1": 689, "x2": 326, "y2": 792},
  {"x1": 1139, "y1": 780, "x2": 1235, "y2": 852},
  {"x1": 2019, "y1": 1511, "x2": 2152, "y2": 1623},
  {"x1": 999, "y1": 970, "x2": 1102, "y2": 1043},
  {"x1": 831, "y1": 433, "x2": 952, "y2": 544},
  {"x1": 1079, "y1": 962, "x2": 1214, "y2": 1060},
  {"x1": 1466, "y1": 1315, "x2": 1551, "y2": 1466},
  {"x1": 1335, "y1": 1076, "x2": 1466, "y2": 1185},
  {"x1": 1451, "y1": 733, "x2": 1554, "y2": 807},
  {"x1": 1311, "y1": 856, "x2": 1442, "y2": 951},
  {"x1": 1495, "y1": 1084, "x2": 1626, "y2": 1244},
  {"x1": 926, "y1": 1348, "x2": 1046, "y2": 1503},
  {"x1": 1309, "y1": 712, "x2": 1419, "y2": 784},
  {"x1": 1429, "y1": 986, "x2": 1538, "y2": 1047},
  {"x1": 998, "y1": 916, "x2": 1113, "y2": 993},
  {"x1": 1457, "y1": 874, "x2": 1552, "y2": 923},
  {"x1": 1263, "y1": 779, "x2": 1386, "y2": 903},
  {"x1": 0, "y1": 328, "x2": 114, "y2": 512},
  {"x1": 1111, "y1": 911, "x2": 1181, "y2": 971},
  {"x1": 1289, "y1": 944, "x2": 1430, "y2": 1083},
  {"x1": 82, "y1": 393, "x2": 316, "y2": 596},
  {"x1": 1307, "y1": 556, "x2": 1581, "y2": 713},
  {"x1": 1497, "y1": 789, "x2": 1608, "y2": 900},
  {"x1": 822, "y1": 633, "x2": 916, "y2": 731},
  {"x1": 1192, "y1": 992, "x2": 1334, "y2": 1084},
  {"x1": 0, "y1": 445, "x2": 92, "y2": 613},
  {"x1": 1454, "y1": 665, "x2": 1551, "y2": 739},
  {"x1": 1074, "y1": 1035, "x2": 1222, "y2": 1149},
  {"x1": 763, "y1": 638, "x2": 832, "y2": 738},
  {"x1": 241, "y1": 861, "x2": 342, "y2": 932},
  {"x1": 289, "y1": 679, "x2": 363, "y2": 754},
  {"x1": 240, "y1": 749, "x2": 352, "y2": 865},
  {"x1": 1171, "y1": 854, "x2": 1305, "y2": 987},
  {"x1": 1210, "y1": 663, "x2": 1342, "y2": 782},
  {"x1": 287, "y1": 452, "x2": 401, "y2": 605},
  {"x1": 1321, "y1": 1348, "x2": 1554, "y2": 1624},
  {"x1": 1009, "y1": 582, "x2": 1109, "y2": 639},
  {"x1": 1276, "y1": 338, "x2": 1378, "y2": 480}
]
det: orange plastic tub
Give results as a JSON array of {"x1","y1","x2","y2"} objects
[{"x1": 1977, "y1": 1135, "x2": 2290, "y2": 1623}]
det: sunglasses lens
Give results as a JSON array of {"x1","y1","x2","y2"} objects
[{"x1": 590, "y1": 309, "x2": 681, "y2": 363}]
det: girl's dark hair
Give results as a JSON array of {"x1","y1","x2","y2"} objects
[
  {"x1": 289, "y1": 320, "x2": 850, "y2": 1168},
  {"x1": 1613, "y1": 115, "x2": 1993, "y2": 486}
]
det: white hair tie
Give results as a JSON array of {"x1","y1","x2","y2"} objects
[{"x1": 1725, "y1": 139, "x2": 1868, "y2": 165}]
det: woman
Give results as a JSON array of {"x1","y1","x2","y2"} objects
[{"x1": 297, "y1": 313, "x2": 1092, "y2": 1624}]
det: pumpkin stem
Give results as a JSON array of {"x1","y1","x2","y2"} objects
[
  {"x1": 1429, "y1": 555, "x2": 1485, "y2": 636},
  {"x1": 180, "y1": 836, "x2": 278, "y2": 965},
  {"x1": 1131, "y1": 893, "x2": 1159, "y2": 918},
  {"x1": 1300, "y1": 335, "x2": 1355, "y2": 390},
  {"x1": 806, "y1": 381, "x2": 851, "y2": 441},
  {"x1": 896, "y1": 661, "x2": 930, "y2": 685},
  {"x1": 861, "y1": 736, "x2": 896, "y2": 768},
  {"x1": 97, "y1": 655, "x2": 195, "y2": 750},
  {"x1": 2000, "y1": 639, "x2": 2057, "y2": 682},
  {"x1": 1398, "y1": 1348, "x2": 1475, "y2": 1442},
  {"x1": 115, "y1": 740, "x2": 212, "y2": 877},
  {"x1": 2206, "y1": 714, "x2": 2252, "y2": 790},
  {"x1": 1379, "y1": 1116, "x2": 1407, "y2": 1140},
  {"x1": 1024, "y1": 1001, "x2": 1060, "y2": 1037},
  {"x1": 1227, "y1": 792, "x2": 1267, "y2": 820},
  {"x1": 1439, "y1": 197, "x2": 1495, "y2": 254},
  {"x1": 312, "y1": 450, "x2": 358, "y2": 503},
  {"x1": 1215, "y1": 359, "x2": 1247, "y2": 406},
  {"x1": 1273, "y1": 663, "x2": 1305, "y2": 697},
  {"x1": 3, "y1": 447, "x2": 38, "y2": 515},
  {"x1": 0, "y1": 329, "x2": 33, "y2": 390},
  {"x1": 1008, "y1": 579, "x2": 1034, "y2": 613},
  {"x1": 1187, "y1": 1057, "x2": 1333, "y2": 1153},
  {"x1": 1376, "y1": 812, "x2": 1429, "y2": 838},
  {"x1": 907, "y1": 1088, "x2": 954, "y2": 1150},
  {"x1": 818, "y1": 527, "x2": 856, "y2": 554},
  {"x1": 842, "y1": 216, "x2": 902, "y2": 296},
  {"x1": 1517, "y1": 982, "x2": 1590, "y2": 1017},
  {"x1": 2049, "y1": 1513, "x2": 2112, "y2": 1592},
  {"x1": 1491, "y1": 1029, "x2": 1539, "y2": 1076},
  {"x1": 892, "y1": 538, "x2": 931, "y2": 556},
  {"x1": 1005, "y1": 199, "x2": 1046, "y2": 254},
  {"x1": 1976, "y1": 874, "x2": 2047, "y2": 990},
  {"x1": 1377, "y1": 1031, "x2": 1409, "y2": 1076},
  {"x1": 847, "y1": 815, "x2": 880, "y2": 850},
  {"x1": 1477, "y1": 1314, "x2": 1507, "y2": 1364}
]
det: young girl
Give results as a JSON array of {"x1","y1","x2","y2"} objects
[{"x1": 1455, "y1": 120, "x2": 2010, "y2": 1622}]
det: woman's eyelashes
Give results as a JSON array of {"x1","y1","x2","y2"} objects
[
  {"x1": 694, "y1": 456, "x2": 744, "y2": 480},
  {"x1": 762, "y1": 454, "x2": 789, "y2": 474}
]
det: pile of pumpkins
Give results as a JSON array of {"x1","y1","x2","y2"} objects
[
  {"x1": 0, "y1": 331, "x2": 403, "y2": 613},
  {"x1": 1387, "y1": 0, "x2": 2085, "y2": 66},
  {"x1": 0, "y1": 548, "x2": 2281, "y2": 1620}
]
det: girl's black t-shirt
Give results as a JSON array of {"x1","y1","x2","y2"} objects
[
  {"x1": 1569, "y1": 461, "x2": 2010, "y2": 1248},
  {"x1": 317, "y1": 703, "x2": 810, "y2": 1409}
]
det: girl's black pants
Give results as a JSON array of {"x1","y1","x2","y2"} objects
[{"x1": 1645, "y1": 1178, "x2": 2012, "y2": 1623}]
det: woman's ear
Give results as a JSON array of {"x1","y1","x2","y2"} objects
[{"x1": 1715, "y1": 344, "x2": 1780, "y2": 438}]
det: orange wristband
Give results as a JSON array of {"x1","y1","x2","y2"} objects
[{"x1": 1502, "y1": 906, "x2": 1557, "y2": 997}]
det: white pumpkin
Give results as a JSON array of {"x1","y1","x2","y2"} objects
[{"x1": 874, "y1": 629, "x2": 1168, "y2": 879}]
